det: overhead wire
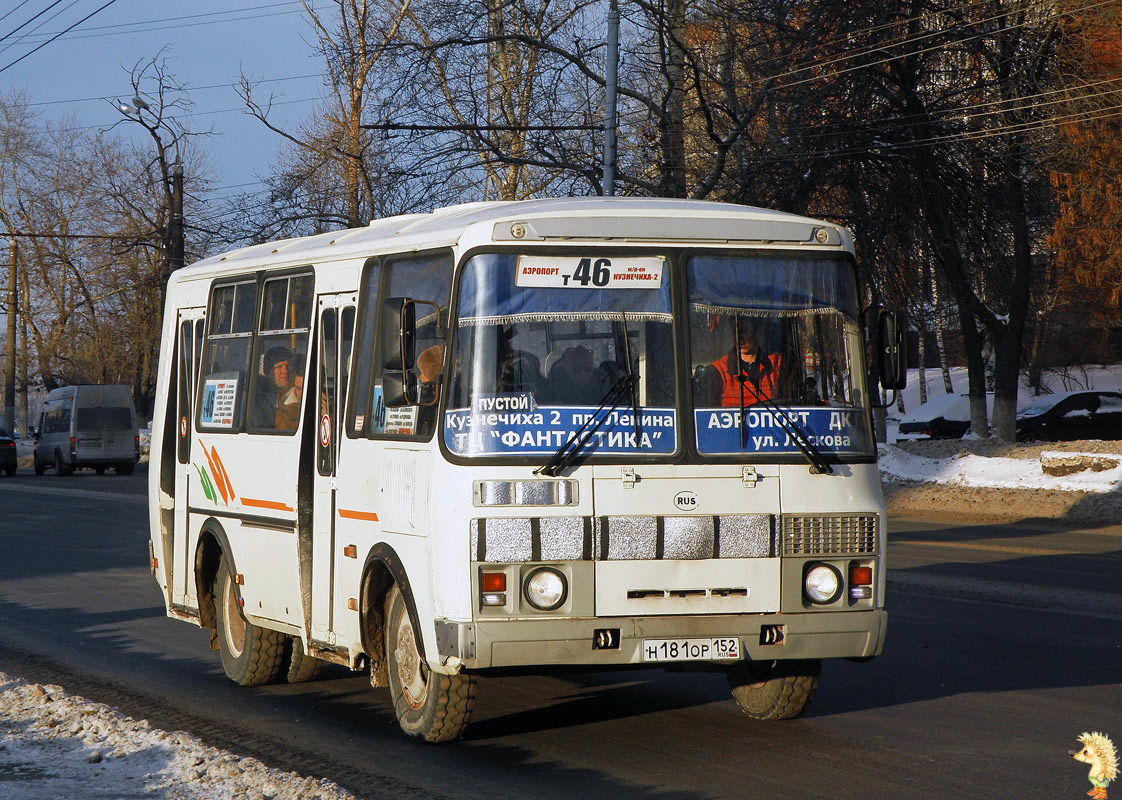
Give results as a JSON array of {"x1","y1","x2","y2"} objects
[{"x1": 0, "y1": 0, "x2": 122, "y2": 75}]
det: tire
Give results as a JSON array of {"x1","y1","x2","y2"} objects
[
  {"x1": 727, "y1": 658, "x2": 821, "y2": 720},
  {"x1": 214, "y1": 555, "x2": 284, "y2": 686},
  {"x1": 33, "y1": 452, "x2": 45, "y2": 476},
  {"x1": 2, "y1": 464, "x2": 14, "y2": 477},
  {"x1": 116, "y1": 462, "x2": 135, "y2": 475},
  {"x1": 280, "y1": 637, "x2": 323, "y2": 683},
  {"x1": 55, "y1": 449, "x2": 73, "y2": 476},
  {"x1": 95, "y1": 466, "x2": 105, "y2": 476},
  {"x1": 385, "y1": 584, "x2": 476, "y2": 742}
]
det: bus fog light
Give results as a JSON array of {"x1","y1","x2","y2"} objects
[
  {"x1": 481, "y1": 592, "x2": 507, "y2": 606},
  {"x1": 849, "y1": 586, "x2": 872, "y2": 600},
  {"x1": 804, "y1": 564, "x2": 842, "y2": 604},
  {"x1": 524, "y1": 567, "x2": 567, "y2": 611}
]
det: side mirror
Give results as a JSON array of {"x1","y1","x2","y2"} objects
[
  {"x1": 381, "y1": 371, "x2": 417, "y2": 408},
  {"x1": 877, "y1": 310, "x2": 907, "y2": 391},
  {"x1": 381, "y1": 297, "x2": 416, "y2": 372}
]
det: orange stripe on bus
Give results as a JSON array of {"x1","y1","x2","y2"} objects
[
  {"x1": 210, "y1": 446, "x2": 236, "y2": 501},
  {"x1": 338, "y1": 508, "x2": 379, "y2": 522},
  {"x1": 241, "y1": 497, "x2": 294, "y2": 512},
  {"x1": 200, "y1": 445, "x2": 228, "y2": 504}
]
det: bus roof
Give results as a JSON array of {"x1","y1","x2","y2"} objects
[{"x1": 183, "y1": 197, "x2": 851, "y2": 277}]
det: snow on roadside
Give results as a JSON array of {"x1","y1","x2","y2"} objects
[
  {"x1": 0, "y1": 670, "x2": 359, "y2": 800},
  {"x1": 878, "y1": 443, "x2": 1121, "y2": 493}
]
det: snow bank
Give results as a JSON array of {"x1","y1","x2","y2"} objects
[
  {"x1": 877, "y1": 444, "x2": 1122, "y2": 493},
  {"x1": 0, "y1": 671, "x2": 358, "y2": 800}
]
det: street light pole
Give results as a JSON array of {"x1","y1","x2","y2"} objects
[
  {"x1": 169, "y1": 163, "x2": 184, "y2": 271},
  {"x1": 117, "y1": 97, "x2": 185, "y2": 275},
  {"x1": 603, "y1": 0, "x2": 620, "y2": 197},
  {"x1": 3, "y1": 240, "x2": 16, "y2": 433}
]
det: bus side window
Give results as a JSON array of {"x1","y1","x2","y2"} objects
[
  {"x1": 198, "y1": 280, "x2": 257, "y2": 432},
  {"x1": 249, "y1": 273, "x2": 314, "y2": 434}
]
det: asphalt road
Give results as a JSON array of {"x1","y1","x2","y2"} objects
[{"x1": 0, "y1": 468, "x2": 1117, "y2": 800}]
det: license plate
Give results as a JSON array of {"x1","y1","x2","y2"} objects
[{"x1": 642, "y1": 637, "x2": 741, "y2": 662}]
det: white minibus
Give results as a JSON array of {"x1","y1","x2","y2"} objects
[
  {"x1": 36, "y1": 384, "x2": 140, "y2": 475},
  {"x1": 148, "y1": 198, "x2": 905, "y2": 741}
]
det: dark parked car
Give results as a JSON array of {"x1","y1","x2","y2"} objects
[
  {"x1": 0, "y1": 426, "x2": 16, "y2": 476},
  {"x1": 897, "y1": 393, "x2": 993, "y2": 439},
  {"x1": 1016, "y1": 391, "x2": 1122, "y2": 442}
]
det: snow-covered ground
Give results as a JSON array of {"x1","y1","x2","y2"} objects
[{"x1": 0, "y1": 671, "x2": 358, "y2": 800}]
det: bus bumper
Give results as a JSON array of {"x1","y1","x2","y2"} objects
[{"x1": 435, "y1": 609, "x2": 886, "y2": 670}]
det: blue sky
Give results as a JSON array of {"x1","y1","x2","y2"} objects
[{"x1": 1, "y1": 1, "x2": 328, "y2": 205}]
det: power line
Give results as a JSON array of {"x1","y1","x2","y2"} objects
[
  {"x1": 0, "y1": 0, "x2": 122, "y2": 75},
  {"x1": 0, "y1": 0, "x2": 67, "y2": 46}
]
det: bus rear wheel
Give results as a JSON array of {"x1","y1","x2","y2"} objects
[
  {"x1": 214, "y1": 555, "x2": 284, "y2": 686},
  {"x1": 280, "y1": 637, "x2": 323, "y2": 683},
  {"x1": 55, "y1": 449, "x2": 73, "y2": 476},
  {"x1": 385, "y1": 584, "x2": 475, "y2": 742},
  {"x1": 727, "y1": 658, "x2": 821, "y2": 720}
]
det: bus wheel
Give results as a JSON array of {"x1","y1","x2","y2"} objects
[
  {"x1": 95, "y1": 466, "x2": 105, "y2": 476},
  {"x1": 214, "y1": 556, "x2": 283, "y2": 686},
  {"x1": 280, "y1": 637, "x2": 323, "y2": 683},
  {"x1": 33, "y1": 453, "x2": 45, "y2": 476},
  {"x1": 727, "y1": 658, "x2": 821, "y2": 720},
  {"x1": 116, "y1": 462, "x2": 135, "y2": 475},
  {"x1": 55, "y1": 450, "x2": 73, "y2": 476},
  {"x1": 385, "y1": 585, "x2": 476, "y2": 742}
]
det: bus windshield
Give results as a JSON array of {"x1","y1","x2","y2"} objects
[
  {"x1": 445, "y1": 252, "x2": 677, "y2": 458},
  {"x1": 686, "y1": 254, "x2": 874, "y2": 458}
]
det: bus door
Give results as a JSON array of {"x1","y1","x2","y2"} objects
[
  {"x1": 174, "y1": 307, "x2": 205, "y2": 605},
  {"x1": 311, "y1": 294, "x2": 356, "y2": 642}
]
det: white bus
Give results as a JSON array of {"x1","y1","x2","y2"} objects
[{"x1": 148, "y1": 198, "x2": 905, "y2": 742}]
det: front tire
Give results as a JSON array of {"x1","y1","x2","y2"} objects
[
  {"x1": 385, "y1": 584, "x2": 476, "y2": 742},
  {"x1": 33, "y1": 452, "x2": 45, "y2": 475},
  {"x1": 214, "y1": 556, "x2": 284, "y2": 686},
  {"x1": 728, "y1": 658, "x2": 821, "y2": 720}
]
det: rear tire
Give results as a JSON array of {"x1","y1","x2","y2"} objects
[
  {"x1": 728, "y1": 658, "x2": 821, "y2": 720},
  {"x1": 280, "y1": 637, "x2": 323, "y2": 683},
  {"x1": 95, "y1": 466, "x2": 105, "y2": 476},
  {"x1": 385, "y1": 584, "x2": 475, "y2": 742},
  {"x1": 55, "y1": 449, "x2": 73, "y2": 476},
  {"x1": 2, "y1": 464, "x2": 14, "y2": 477},
  {"x1": 116, "y1": 462, "x2": 135, "y2": 475},
  {"x1": 214, "y1": 555, "x2": 284, "y2": 686}
]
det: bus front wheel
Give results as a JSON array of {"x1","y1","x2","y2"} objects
[
  {"x1": 727, "y1": 658, "x2": 821, "y2": 720},
  {"x1": 385, "y1": 584, "x2": 476, "y2": 742},
  {"x1": 214, "y1": 555, "x2": 284, "y2": 686}
]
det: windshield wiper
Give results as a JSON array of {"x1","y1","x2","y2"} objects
[
  {"x1": 618, "y1": 314, "x2": 642, "y2": 443},
  {"x1": 730, "y1": 326, "x2": 833, "y2": 475},
  {"x1": 534, "y1": 372, "x2": 635, "y2": 477}
]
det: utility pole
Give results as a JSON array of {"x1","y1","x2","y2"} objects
[
  {"x1": 3, "y1": 239, "x2": 16, "y2": 433},
  {"x1": 169, "y1": 163, "x2": 184, "y2": 271},
  {"x1": 603, "y1": 0, "x2": 620, "y2": 197},
  {"x1": 18, "y1": 257, "x2": 28, "y2": 437}
]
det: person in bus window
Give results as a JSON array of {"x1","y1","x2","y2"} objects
[
  {"x1": 546, "y1": 345, "x2": 607, "y2": 405},
  {"x1": 275, "y1": 356, "x2": 304, "y2": 431},
  {"x1": 701, "y1": 321, "x2": 780, "y2": 407},
  {"x1": 253, "y1": 346, "x2": 294, "y2": 429},
  {"x1": 417, "y1": 345, "x2": 443, "y2": 406}
]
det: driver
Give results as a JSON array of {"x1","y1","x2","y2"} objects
[{"x1": 701, "y1": 321, "x2": 780, "y2": 407}]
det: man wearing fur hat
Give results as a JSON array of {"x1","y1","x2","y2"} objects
[{"x1": 253, "y1": 346, "x2": 294, "y2": 430}]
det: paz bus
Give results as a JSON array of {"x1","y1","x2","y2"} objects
[{"x1": 148, "y1": 197, "x2": 905, "y2": 742}]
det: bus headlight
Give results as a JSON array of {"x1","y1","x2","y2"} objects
[
  {"x1": 523, "y1": 567, "x2": 567, "y2": 611},
  {"x1": 804, "y1": 563, "x2": 842, "y2": 604}
]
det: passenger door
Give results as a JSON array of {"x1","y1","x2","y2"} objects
[
  {"x1": 174, "y1": 308, "x2": 205, "y2": 605},
  {"x1": 310, "y1": 294, "x2": 356, "y2": 644}
]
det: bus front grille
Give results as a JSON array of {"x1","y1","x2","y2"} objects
[
  {"x1": 781, "y1": 514, "x2": 878, "y2": 556},
  {"x1": 470, "y1": 514, "x2": 774, "y2": 563}
]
